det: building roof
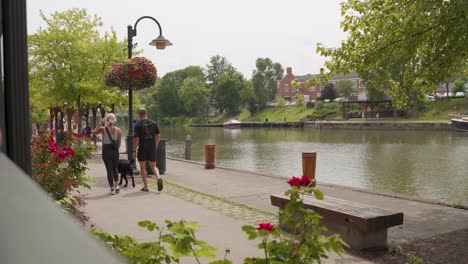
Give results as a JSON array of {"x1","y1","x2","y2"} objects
[
  {"x1": 292, "y1": 72, "x2": 360, "y2": 83},
  {"x1": 332, "y1": 72, "x2": 360, "y2": 80}
]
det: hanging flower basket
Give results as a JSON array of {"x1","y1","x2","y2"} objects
[{"x1": 105, "y1": 57, "x2": 157, "y2": 90}]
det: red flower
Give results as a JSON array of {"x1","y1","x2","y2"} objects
[
  {"x1": 287, "y1": 175, "x2": 314, "y2": 188},
  {"x1": 73, "y1": 132, "x2": 84, "y2": 138},
  {"x1": 287, "y1": 176, "x2": 302, "y2": 188},
  {"x1": 256, "y1": 222, "x2": 274, "y2": 232},
  {"x1": 63, "y1": 147, "x2": 75, "y2": 156},
  {"x1": 48, "y1": 142, "x2": 59, "y2": 153},
  {"x1": 55, "y1": 147, "x2": 74, "y2": 162},
  {"x1": 300, "y1": 175, "x2": 313, "y2": 187}
]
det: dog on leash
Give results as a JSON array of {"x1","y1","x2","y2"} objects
[{"x1": 117, "y1": 159, "x2": 135, "y2": 188}]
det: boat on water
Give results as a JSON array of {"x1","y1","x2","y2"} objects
[
  {"x1": 451, "y1": 117, "x2": 468, "y2": 131},
  {"x1": 223, "y1": 119, "x2": 241, "y2": 129}
]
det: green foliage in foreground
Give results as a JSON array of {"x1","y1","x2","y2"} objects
[
  {"x1": 94, "y1": 220, "x2": 223, "y2": 264},
  {"x1": 94, "y1": 182, "x2": 345, "y2": 263}
]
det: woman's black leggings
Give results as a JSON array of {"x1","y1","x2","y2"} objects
[{"x1": 102, "y1": 144, "x2": 119, "y2": 188}]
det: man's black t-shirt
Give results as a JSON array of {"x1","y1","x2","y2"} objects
[{"x1": 134, "y1": 119, "x2": 160, "y2": 152}]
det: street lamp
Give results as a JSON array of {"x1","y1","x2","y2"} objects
[{"x1": 126, "y1": 16, "x2": 171, "y2": 163}]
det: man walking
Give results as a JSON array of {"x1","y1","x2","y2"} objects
[{"x1": 133, "y1": 109, "x2": 163, "y2": 192}]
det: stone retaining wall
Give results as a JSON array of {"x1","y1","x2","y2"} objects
[{"x1": 304, "y1": 121, "x2": 452, "y2": 131}]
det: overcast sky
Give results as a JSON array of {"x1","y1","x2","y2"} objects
[{"x1": 27, "y1": 0, "x2": 346, "y2": 78}]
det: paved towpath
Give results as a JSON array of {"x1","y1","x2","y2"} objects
[
  {"x1": 84, "y1": 156, "x2": 371, "y2": 263},
  {"x1": 164, "y1": 158, "x2": 468, "y2": 245},
  {"x1": 167, "y1": 160, "x2": 468, "y2": 244}
]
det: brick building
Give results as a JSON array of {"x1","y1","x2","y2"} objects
[{"x1": 277, "y1": 67, "x2": 366, "y2": 101}]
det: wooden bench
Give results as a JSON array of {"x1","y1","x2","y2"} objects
[{"x1": 271, "y1": 194, "x2": 404, "y2": 250}]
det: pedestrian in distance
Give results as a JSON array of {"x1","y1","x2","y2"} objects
[
  {"x1": 93, "y1": 113, "x2": 122, "y2": 195},
  {"x1": 133, "y1": 108, "x2": 163, "y2": 192}
]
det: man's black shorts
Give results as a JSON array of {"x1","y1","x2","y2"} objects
[{"x1": 137, "y1": 148, "x2": 157, "y2": 162}]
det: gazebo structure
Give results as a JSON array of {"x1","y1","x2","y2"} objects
[{"x1": 340, "y1": 98, "x2": 393, "y2": 120}]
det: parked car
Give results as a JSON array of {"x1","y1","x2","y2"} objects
[
  {"x1": 455, "y1": 92, "x2": 465, "y2": 98},
  {"x1": 424, "y1": 94, "x2": 436, "y2": 100},
  {"x1": 286, "y1": 101, "x2": 297, "y2": 107},
  {"x1": 440, "y1": 92, "x2": 454, "y2": 97},
  {"x1": 266, "y1": 102, "x2": 277, "y2": 107}
]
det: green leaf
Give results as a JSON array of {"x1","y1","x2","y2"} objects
[{"x1": 314, "y1": 189, "x2": 324, "y2": 200}]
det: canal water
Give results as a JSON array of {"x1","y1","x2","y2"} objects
[{"x1": 159, "y1": 126, "x2": 468, "y2": 204}]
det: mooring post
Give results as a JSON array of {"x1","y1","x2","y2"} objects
[
  {"x1": 205, "y1": 144, "x2": 215, "y2": 169},
  {"x1": 185, "y1": 135, "x2": 192, "y2": 160},
  {"x1": 302, "y1": 152, "x2": 317, "y2": 180}
]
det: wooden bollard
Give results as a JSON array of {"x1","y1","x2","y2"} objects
[
  {"x1": 205, "y1": 144, "x2": 215, "y2": 169},
  {"x1": 185, "y1": 135, "x2": 192, "y2": 160},
  {"x1": 302, "y1": 152, "x2": 316, "y2": 180}
]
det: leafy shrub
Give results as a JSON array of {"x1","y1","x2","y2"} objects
[
  {"x1": 407, "y1": 254, "x2": 426, "y2": 264},
  {"x1": 242, "y1": 175, "x2": 346, "y2": 263},
  {"x1": 315, "y1": 101, "x2": 324, "y2": 110},
  {"x1": 388, "y1": 241, "x2": 403, "y2": 254},
  {"x1": 93, "y1": 220, "x2": 230, "y2": 264},
  {"x1": 295, "y1": 93, "x2": 306, "y2": 107},
  {"x1": 306, "y1": 101, "x2": 315, "y2": 108},
  {"x1": 32, "y1": 131, "x2": 94, "y2": 224},
  {"x1": 277, "y1": 97, "x2": 287, "y2": 107},
  {"x1": 94, "y1": 175, "x2": 346, "y2": 263}
]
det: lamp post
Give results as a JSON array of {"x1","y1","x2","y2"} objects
[{"x1": 126, "y1": 16, "x2": 172, "y2": 163}]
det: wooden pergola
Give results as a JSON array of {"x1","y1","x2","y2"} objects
[{"x1": 340, "y1": 99, "x2": 393, "y2": 120}]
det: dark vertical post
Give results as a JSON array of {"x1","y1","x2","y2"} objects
[
  {"x1": 127, "y1": 25, "x2": 134, "y2": 162},
  {"x1": 205, "y1": 144, "x2": 215, "y2": 169},
  {"x1": 302, "y1": 152, "x2": 317, "y2": 180},
  {"x1": 363, "y1": 102, "x2": 369, "y2": 120},
  {"x1": 185, "y1": 135, "x2": 192, "y2": 160},
  {"x1": 2, "y1": 0, "x2": 31, "y2": 174},
  {"x1": 341, "y1": 103, "x2": 347, "y2": 120}
]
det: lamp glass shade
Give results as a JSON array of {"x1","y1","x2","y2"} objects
[{"x1": 149, "y1": 35, "x2": 172, "y2": 50}]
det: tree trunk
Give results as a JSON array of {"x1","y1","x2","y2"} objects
[
  {"x1": 59, "y1": 110, "x2": 64, "y2": 129},
  {"x1": 66, "y1": 109, "x2": 74, "y2": 132},
  {"x1": 91, "y1": 106, "x2": 98, "y2": 148},
  {"x1": 49, "y1": 108, "x2": 54, "y2": 130},
  {"x1": 77, "y1": 95, "x2": 81, "y2": 129},
  {"x1": 111, "y1": 103, "x2": 115, "y2": 113},
  {"x1": 446, "y1": 82, "x2": 450, "y2": 100},
  {"x1": 100, "y1": 106, "x2": 106, "y2": 118},
  {"x1": 54, "y1": 108, "x2": 59, "y2": 131},
  {"x1": 91, "y1": 107, "x2": 98, "y2": 128},
  {"x1": 84, "y1": 108, "x2": 90, "y2": 126}
]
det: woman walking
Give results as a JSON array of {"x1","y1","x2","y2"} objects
[{"x1": 93, "y1": 113, "x2": 122, "y2": 195}]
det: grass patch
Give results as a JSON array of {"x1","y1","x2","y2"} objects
[
  {"x1": 208, "y1": 104, "x2": 341, "y2": 124},
  {"x1": 409, "y1": 98, "x2": 468, "y2": 121}
]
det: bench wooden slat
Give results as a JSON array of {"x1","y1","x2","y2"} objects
[{"x1": 271, "y1": 194, "x2": 403, "y2": 232}]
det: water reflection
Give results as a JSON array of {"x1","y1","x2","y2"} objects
[{"x1": 161, "y1": 127, "x2": 468, "y2": 204}]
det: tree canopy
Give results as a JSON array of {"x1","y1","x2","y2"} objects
[
  {"x1": 317, "y1": 0, "x2": 468, "y2": 107},
  {"x1": 252, "y1": 58, "x2": 284, "y2": 109},
  {"x1": 29, "y1": 9, "x2": 128, "y2": 123},
  {"x1": 179, "y1": 77, "x2": 209, "y2": 116},
  {"x1": 214, "y1": 72, "x2": 246, "y2": 114},
  {"x1": 321, "y1": 83, "x2": 338, "y2": 101},
  {"x1": 151, "y1": 66, "x2": 206, "y2": 117},
  {"x1": 337, "y1": 80, "x2": 354, "y2": 99}
]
